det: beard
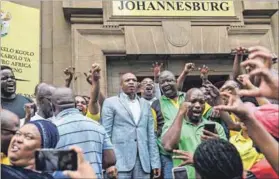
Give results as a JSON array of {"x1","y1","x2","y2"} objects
[
  {"x1": 189, "y1": 116, "x2": 201, "y2": 123},
  {"x1": 187, "y1": 110, "x2": 202, "y2": 124}
]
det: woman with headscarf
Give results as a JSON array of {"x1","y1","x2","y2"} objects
[{"x1": 2, "y1": 120, "x2": 59, "y2": 179}]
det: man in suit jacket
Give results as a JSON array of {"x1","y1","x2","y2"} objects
[{"x1": 101, "y1": 73, "x2": 161, "y2": 179}]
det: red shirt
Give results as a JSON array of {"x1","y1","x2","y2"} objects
[
  {"x1": 250, "y1": 158, "x2": 278, "y2": 179},
  {"x1": 254, "y1": 104, "x2": 279, "y2": 139}
]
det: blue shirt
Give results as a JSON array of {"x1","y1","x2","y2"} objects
[{"x1": 54, "y1": 108, "x2": 113, "y2": 179}]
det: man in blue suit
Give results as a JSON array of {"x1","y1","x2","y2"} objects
[{"x1": 101, "y1": 73, "x2": 161, "y2": 179}]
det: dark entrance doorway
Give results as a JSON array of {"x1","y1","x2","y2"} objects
[{"x1": 181, "y1": 75, "x2": 229, "y2": 92}]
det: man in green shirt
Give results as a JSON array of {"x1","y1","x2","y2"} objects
[
  {"x1": 151, "y1": 70, "x2": 187, "y2": 179},
  {"x1": 162, "y1": 88, "x2": 227, "y2": 179}
]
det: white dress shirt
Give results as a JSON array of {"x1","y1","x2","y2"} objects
[{"x1": 123, "y1": 93, "x2": 141, "y2": 125}]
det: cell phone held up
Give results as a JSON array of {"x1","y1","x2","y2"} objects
[
  {"x1": 172, "y1": 167, "x2": 188, "y2": 179},
  {"x1": 35, "y1": 149, "x2": 78, "y2": 172},
  {"x1": 204, "y1": 123, "x2": 216, "y2": 134}
]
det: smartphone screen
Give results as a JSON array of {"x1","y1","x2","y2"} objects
[
  {"x1": 172, "y1": 167, "x2": 188, "y2": 179},
  {"x1": 35, "y1": 149, "x2": 77, "y2": 172},
  {"x1": 204, "y1": 123, "x2": 216, "y2": 134}
]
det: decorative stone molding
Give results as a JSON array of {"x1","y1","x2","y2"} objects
[
  {"x1": 162, "y1": 21, "x2": 191, "y2": 47},
  {"x1": 227, "y1": 25, "x2": 270, "y2": 35}
]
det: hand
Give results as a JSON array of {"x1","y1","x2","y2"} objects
[
  {"x1": 24, "y1": 103, "x2": 35, "y2": 122},
  {"x1": 237, "y1": 74, "x2": 253, "y2": 89},
  {"x1": 210, "y1": 109, "x2": 220, "y2": 119},
  {"x1": 240, "y1": 60, "x2": 279, "y2": 100},
  {"x1": 152, "y1": 62, "x2": 163, "y2": 78},
  {"x1": 152, "y1": 168, "x2": 161, "y2": 178},
  {"x1": 201, "y1": 129, "x2": 219, "y2": 141},
  {"x1": 232, "y1": 47, "x2": 248, "y2": 61},
  {"x1": 91, "y1": 63, "x2": 101, "y2": 82},
  {"x1": 184, "y1": 63, "x2": 195, "y2": 74},
  {"x1": 247, "y1": 46, "x2": 274, "y2": 68},
  {"x1": 198, "y1": 65, "x2": 209, "y2": 81},
  {"x1": 179, "y1": 102, "x2": 191, "y2": 115},
  {"x1": 63, "y1": 146, "x2": 96, "y2": 179},
  {"x1": 84, "y1": 72, "x2": 92, "y2": 85},
  {"x1": 203, "y1": 83, "x2": 219, "y2": 98},
  {"x1": 106, "y1": 166, "x2": 118, "y2": 179},
  {"x1": 214, "y1": 92, "x2": 254, "y2": 120},
  {"x1": 173, "y1": 150, "x2": 194, "y2": 166},
  {"x1": 64, "y1": 67, "x2": 77, "y2": 87}
]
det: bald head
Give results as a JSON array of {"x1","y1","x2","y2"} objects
[
  {"x1": 186, "y1": 88, "x2": 204, "y2": 101},
  {"x1": 34, "y1": 82, "x2": 47, "y2": 96},
  {"x1": 185, "y1": 88, "x2": 205, "y2": 123},
  {"x1": 51, "y1": 88, "x2": 75, "y2": 114},
  {"x1": 1, "y1": 109, "x2": 19, "y2": 128},
  {"x1": 36, "y1": 84, "x2": 56, "y2": 103},
  {"x1": 1, "y1": 109, "x2": 20, "y2": 155},
  {"x1": 51, "y1": 87, "x2": 75, "y2": 105},
  {"x1": 159, "y1": 71, "x2": 175, "y2": 81}
]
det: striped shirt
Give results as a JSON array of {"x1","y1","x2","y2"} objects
[{"x1": 54, "y1": 108, "x2": 113, "y2": 179}]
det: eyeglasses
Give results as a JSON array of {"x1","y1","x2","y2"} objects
[{"x1": 1, "y1": 128, "x2": 17, "y2": 135}]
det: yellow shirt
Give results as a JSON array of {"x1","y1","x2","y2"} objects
[
  {"x1": 86, "y1": 111, "x2": 100, "y2": 121},
  {"x1": 1, "y1": 153, "x2": 10, "y2": 165},
  {"x1": 230, "y1": 114, "x2": 240, "y2": 137},
  {"x1": 230, "y1": 131, "x2": 264, "y2": 170},
  {"x1": 203, "y1": 102, "x2": 211, "y2": 116}
]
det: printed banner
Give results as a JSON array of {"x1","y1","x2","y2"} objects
[
  {"x1": 113, "y1": 0, "x2": 235, "y2": 17},
  {"x1": 1, "y1": 1, "x2": 40, "y2": 98}
]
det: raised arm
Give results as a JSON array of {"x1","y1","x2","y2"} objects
[
  {"x1": 177, "y1": 63, "x2": 195, "y2": 91},
  {"x1": 162, "y1": 102, "x2": 189, "y2": 152},
  {"x1": 204, "y1": 83, "x2": 241, "y2": 131},
  {"x1": 87, "y1": 64, "x2": 101, "y2": 117},
  {"x1": 152, "y1": 62, "x2": 163, "y2": 99},
  {"x1": 84, "y1": 71, "x2": 106, "y2": 107},
  {"x1": 198, "y1": 65, "x2": 210, "y2": 84},
  {"x1": 231, "y1": 47, "x2": 245, "y2": 80},
  {"x1": 215, "y1": 93, "x2": 279, "y2": 173},
  {"x1": 64, "y1": 67, "x2": 76, "y2": 88}
]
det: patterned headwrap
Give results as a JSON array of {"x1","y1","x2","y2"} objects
[{"x1": 28, "y1": 120, "x2": 59, "y2": 148}]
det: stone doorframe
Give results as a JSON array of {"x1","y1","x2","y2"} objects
[
  {"x1": 69, "y1": 0, "x2": 278, "y2": 96},
  {"x1": 71, "y1": 22, "x2": 275, "y2": 97},
  {"x1": 71, "y1": 24, "x2": 125, "y2": 96}
]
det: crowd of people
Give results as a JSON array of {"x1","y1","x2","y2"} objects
[{"x1": 1, "y1": 45, "x2": 278, "y2": 179}]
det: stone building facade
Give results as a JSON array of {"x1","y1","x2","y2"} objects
[{"x1": 13, "y1": 1, "x2": 279, "y2": 96}]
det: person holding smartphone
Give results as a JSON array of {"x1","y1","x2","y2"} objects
[{"x1": 161, "y1": 88, "x2": 227, "y2": 179}]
